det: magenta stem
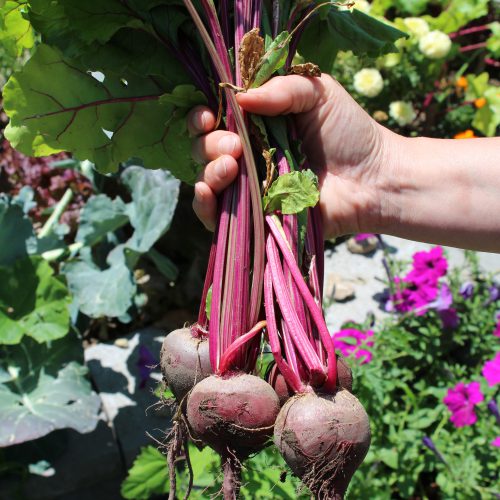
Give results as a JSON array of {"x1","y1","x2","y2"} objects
[
  {"x1": 450, "y1": 25, "x2": 491, "y2": 38},
  {"x1": 267, "y1": 216, "x2": 337, "y2": 391},
  {"x1": 460, "y1": 41, "x2": 487, "y2": 52}
]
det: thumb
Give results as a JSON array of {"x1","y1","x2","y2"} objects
[{"x1": 235, "y1": 74, "x2": 328, "y2": 116}]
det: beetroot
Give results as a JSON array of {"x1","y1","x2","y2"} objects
[
  {"x1": 274, "y1": 389, "x2": 371, "y2": 499},
  {"x1": 160, "y1": 327, "x2": 211, "y2": 403},
  {"x1": 187, "y1": 373, "x2": 280, "y2": 498}
]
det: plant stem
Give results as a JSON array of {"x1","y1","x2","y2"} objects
[{"x1": 38, "y1": 188, "x2": 73, "y2": 238}]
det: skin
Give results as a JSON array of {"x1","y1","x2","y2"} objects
[{"x1": 189, "y1": 74, "x2": 500, "y2": 253}]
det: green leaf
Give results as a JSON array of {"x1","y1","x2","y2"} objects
[
  {"x1": 121, "y1": 166, "x2": 180, "y2": 253},
  {"x1": 0, "y1": 335, "x2": 99, "y2": 446},
  {"x1": 263, "y1": 170, "x2": 319, "y2": 215},
  {"x1": 147, "y1": 248, "x2": 178, "y2": 282},
  {"x1": 64, "y1": 245, "x2": 136, "y2": 319},
  {"x1": 486, "y1": 22, "x2": 500, "y2": 57},
  {"x1": 3, "y1": 44, "x2": 203, "y2": 183},
  {"x1": 205, "y1": 285, "x2": 213, "y2": 321},
  {"x1": 121, "y1": 446, "x2": 169, "y2": 500},
  {"x1": 0, "y1": 256, "x2": 70, "y2": 345},
  {"x1": 299, "y1": 8, "x2": 407, "y2": 73},
  {"x1": 472, "y1": 86, "x2": 500, "y2": 137},
  {"x1": 0, "y1": 0, "x2": 35, "y2": 56},
  {"x1": 427, "y1": 0, "x2": 489, "y2": 33},
  {"x1": 0, "y1": 194, "x2": 36, "y2": 266},
  {"x1": 252, "y1": 31, "x2": 290, "y2": 88},
  {"x1": 378, "y1": 448, "x2": 399, "y2": 469},
  {"x1": 75, "y1": 194, "x2": 128, "y2": 247}
]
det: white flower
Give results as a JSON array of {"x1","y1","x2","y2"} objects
[
  {"x1": 389, "y1": 101, "x2": 416, "y2": 126},
  {"x1": 419, "y1": 30, "x2": 452, "y2": 59},
  {"x1": 353, "y1": 68, "x2": 384, "y2": 98},
  {"x1": 403, "y1": 17, "x2": 430, "y2": 39},
  {"x1": 382, "y1": 53, "x2": 401, "y2": 68}
]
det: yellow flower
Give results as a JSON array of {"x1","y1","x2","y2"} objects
[
  {"x1": 403, "y1": 17, "x2": 430, "y2": 39},
  {"x1": 389, "y1": 101, "x2": 416, "y2": 126},
  {"x1": 353, "y1": 68, "x2": 384, "y2": 98},
  {"x1": 454, "y1": 130, "x2": 476, "y2": 139},
  {"x1": 419, "y1": 30, "x2": 452, "y2": 59}
]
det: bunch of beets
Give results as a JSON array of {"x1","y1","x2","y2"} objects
[{"x1": 160, "y1": 2, "x2": 371, "y2": 498}]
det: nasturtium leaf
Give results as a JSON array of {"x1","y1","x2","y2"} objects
[
  {"x1": 486, "y1": 22, "x2": 500, "y2": 57},
  {"x1": 0, "y1": 194, "x2": 36, "y2": 266},
  {"x1": 263, "y1": 170, "x2": 319, "y2": 215},
  {"x1": 465, "y1": 73, "x2": 489, "y2": 101},
  {"x1": 473, "y1": 86, "x2": 500, "y2": 137},
  {"x1": 122, "y1": 166, "x2": 180, "y2": 253},
  {"x1": 426, "y1": 0, "x2": 489, "y2": 33},
  {"x1": 76, "y1": 194, "x2": 129, "y2": 247},
  {"x1": 0, "y1": 335, "x2": 99, "y2": 446},
  {"x1": 64, "y1": 245, "x2": 136, "y2": 319},
  {"x1": 0, "y1": 0, "x2": 35, "y2": 56},
  {"x1": 299, "y1": 8, "x2": 407, "y2": 73},
  {"x1": 0, "y1": 256, "x2": 71, "y2": 345},
  {"x1": 4, "y1": 44, "x2": 203, "y2": 183},
  {"x1": 121, "y1": 446, "x2": 169, "y2": 500}
]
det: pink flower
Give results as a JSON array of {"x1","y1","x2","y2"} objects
[
  {"x1": 354, "y1": 233, "x2": 376, "y2": 242},
  {"x1": 494, "y1": 320, "x2": 500, "y2": 338},
  {"x1": 405, "y1": 246, "x2": 448, "y2": 285},
  {"x1": 332, "y1": 328, "x2": 374, "y2": 365},
  {"x1": 389, "y1": 277, "x2": 439, "y2": 315},
  {"x1": 443, "y1": 381, "x2": 484, "y2": 427},
  {"x1": 482, "y1": 352, "x2": 500, "y2": 387},
  {"x1": 491, "y1": 437, "x2": 500, "y2": 447}
]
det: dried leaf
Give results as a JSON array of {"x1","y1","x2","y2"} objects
[
  {"x1": 288, "y1": 63, "x2": 321, "y2": 78},
  {"x1": 239, "y1": 28, "x2": 265, "y2": 89}
]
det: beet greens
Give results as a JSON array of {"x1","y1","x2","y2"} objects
[{"x1": 3, "y1": 0, "x2": 407, "y2": 497}]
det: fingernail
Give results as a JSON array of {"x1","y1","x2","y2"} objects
[
  {"x1": 218, "y1": 135, "x2": 238, "y2": 155},
  {"x1": 215, "y1": 158, "x2": 228, "y2": 178},
  {"x1": 193, "y1": 111, "x2": 206, "y2": 131},
  {"x1": 194, "y1": 182, "x2": 204, "y2": 200}
]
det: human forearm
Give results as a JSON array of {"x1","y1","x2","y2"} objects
[{"x1": 378, "y1": 133, "x2": 500, "y2": 252}]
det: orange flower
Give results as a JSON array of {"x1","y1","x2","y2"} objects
[
  {"x1": 454, "y1": 130, "x2": 476, "y2": 139},
  {"x1": 456, "y1": 76, "x2": 468, "y2": 89},
  {"x1": 474, "y1": 97, "x2": 487, "y2": 109}
]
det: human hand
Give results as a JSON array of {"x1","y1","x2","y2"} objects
[{"x1": 188, "y1": 74, "x2": 396, "y2": 238}]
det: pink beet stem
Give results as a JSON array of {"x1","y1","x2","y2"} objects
[
  {"x1": 266, "y1": 233, "x2": 327, "y2": 386},
  {"x1": 267, "y1": 215, "x2": 337, "y2": 391},
  {"x1": 218, "y1": 320, "x2": 267, "y2": 374},
  {"x1": 264, "y1": 266, "x2": 306, "y2": 393}
]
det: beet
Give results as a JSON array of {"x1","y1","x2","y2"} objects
[
  {"x1": 160, "y1": 327, "x2": 211, "y2": 403},
  {"x1": 274, "y1": 389, "x2": 371, "y2": 499},
  {"x1": 187, "y1": 373, "x2": 280, "y2": 498}
]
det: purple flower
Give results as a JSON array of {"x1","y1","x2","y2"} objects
[
  {"x1": 486, "y1": 285, "x2": 500, "y2": 306},
  {"x1": 332, "y1": 328, "x2": 374, "y2": 365},
  {"x1": 443, "y1": 381, "x2": 484, "y2": 427},
  {"x1": 487, "y1": 399, "x2": 500, "y2": 424},
  {"x1": 354, "y1": 233, "x2": 376, "y2": 242},
  {"x1": 405, "y1": 246, "x2": 448, "y2": 285},
  {"x1": 492, "y1": 437, "x2": 500, "y2": 447},
  {"x1": 136, "y1": 345, "x2": 158, "y2": 389},
  {"x1": 422, "y1": 436, "x2": 446, "y2": 463},
  {"x1": 482, "y1": 352, "x2": 500, "y2": 387},
  {"x1": 439, "y1": 308, "x2": 459, "y2": 330},
  {"x1": 459, "y1": 282, "x2": 474, "y2": 299}
]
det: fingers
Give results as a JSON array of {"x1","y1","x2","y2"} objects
[
  {"x1": 187, "y1": 105, "x2": 216, "y2": 136},
  {"x1": 192, "y1": 130, "x2": 242, "y2": 163},
  {"x1": 193, "y1": 155, "x2": 239, "y2": 231},
  {"x1": 236, "y1": 74, "x2": 330, "y2": 115}
]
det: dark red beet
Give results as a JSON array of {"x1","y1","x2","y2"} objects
[
  {"x1": 187, "y1": 373, "x2": 280, "y2": 499},
  {"x1": 336, "y1": 356, "x2": 353, "y2": 392},
  {"x1": 274, "y1": 389, "x2": 370, "y2": 499},
  {"x1": 160, "y1": 327, "x2": 211, "y2": 403}
]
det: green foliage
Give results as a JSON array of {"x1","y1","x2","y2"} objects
[
  {"x1": 0, "y1": 334, "x2": 100, "y2": 447},
  {"x1": 252, "y1": 31, "x2": 290, "y2": 88},
  {"x1": 0, "y1": 0, "x2": 35, "y2": 57},
  {"x1": 121, "y1": 446, "x2": 169, "y2": 500},
  {"x1": 299, "y1": 7, "x2": 407, "y2": 73},
  {"x1": 428, "y1": 0, "x2": 490, "y2": 33},
  {"x1": 346, "y1": 252, "x2": 500, "y2": 499},
  {"x1": 263, "y1": 170, "x2": 319, "y2": 215},
  {"x1": 64, "y1": 166, "x2": 180, "y2": 319},
  {"x1": 0, "y1": 256, "x2": 70, "y2": 345}
]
